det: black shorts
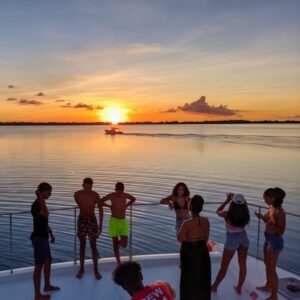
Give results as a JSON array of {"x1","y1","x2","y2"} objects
[{"x1": 31, "y1": 236, "x2": 52, "y2": 265}]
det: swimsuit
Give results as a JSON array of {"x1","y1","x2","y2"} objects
[
  {"x1": 173, "y1": 198, "x2": 188, "y2": 210},
  {"x1": 264, "y1": 232, "x2": 284, "y2": 252},
  {"x1": 77, "y1": 214, "x2": 98, "y2": 240},
  {"x1": 224, "y1": 222, "x2": 249, "y2": 252},
  {"x1": 176, "y1": 215, "x2": 190, "y2": 231},
  {"x1": 108, "y1": 216, "x2": 128, "y2": 237},
  {"x1": 174, "y1": 197, "x2": 190, "y2": 231},
  {"x1": 31, "y1": 236, "x2": 52, "y2": 265}
]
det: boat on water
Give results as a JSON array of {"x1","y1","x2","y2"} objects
[
  {"x1": 104, "y1": 127, "x2": 124, "y2": 135},
  {"x1": 0, "y1": 246, "x2": 299, "y2": 299},
  {"x1": 0, "y1": 204, "x2": 299, "y2": 300}
]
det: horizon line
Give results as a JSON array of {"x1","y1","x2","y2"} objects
[{"x1": 1, "y1": 120, "x2": 300, "y2": 126}]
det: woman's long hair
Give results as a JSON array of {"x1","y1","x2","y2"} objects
[
  {"x1": 226, "y1": 202, "x2": 250, "y2": 227},
  {"x1": 172, "y1": 182, "x2": 190, "y2": 197}
]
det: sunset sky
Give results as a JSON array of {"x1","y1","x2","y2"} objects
[{"x1": 1, "y1": 0, "x2": 300, "y2": 122}]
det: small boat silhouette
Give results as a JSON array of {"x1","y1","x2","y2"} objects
[{"x1": 104, "y1": 127, "x2": 124, "y2": 135}]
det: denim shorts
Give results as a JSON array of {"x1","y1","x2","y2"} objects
[
  {"x1": 31, "y1": 236, "x2": 52, "y2": 265},
  {"x1": 176, "y1": 215, "x2": 190, "y2": 232},
  {"x1": 265, "y1": 232, "x2": 284, "y2": 252},
  {"x1": 225, "y1": 231, "x2": 249, "y2": 252}
]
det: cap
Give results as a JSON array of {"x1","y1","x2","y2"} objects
[{"x1": 232, "y1": 193, "x2": 246, "y2": 205}]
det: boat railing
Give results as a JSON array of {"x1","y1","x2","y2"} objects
[{"x1": 0, "y1": 202, "x2": 299, "y2": 275}]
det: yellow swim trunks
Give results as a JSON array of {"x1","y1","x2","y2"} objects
[{"x1": 108, "y1": 216, "x2": 129, "y2": 237}]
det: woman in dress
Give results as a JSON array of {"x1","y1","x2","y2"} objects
[
  {"x1": 177, "y1": 195, "x2": 211, "y2": 300},
  {"x1": 160, "y1": 182, "x2": 191, "y2": 232}
]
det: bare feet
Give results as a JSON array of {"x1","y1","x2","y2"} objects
[
  {"x1": 256, "y1": 285, "x2": 272, "y2": 292},
  {"x1": 94, "y1": 271, "x2": 102, "y2": 280},
  {"x1": 44, "y1": 285, "x2": 60, "y2": 292},
  {"x1": 34, "y1": 294, "x2": 51, "y2": 300},
  {"x1": 76, "y1": 270, "x2": 84, "y2": 279},
  {"x1": 234, "y1": 285, "x2": 242, "y2": 294},
  {"x1": 211, "y1": 285, "x2": 217, "y2": 293}
]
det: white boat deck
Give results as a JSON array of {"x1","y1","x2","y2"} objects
[{"x1": 0, "y1": 250, "x2": 298, "y2": 300}]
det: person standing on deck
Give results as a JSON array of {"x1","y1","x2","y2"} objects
[
  {"x1": 74, "y1": 177, "x2": 103, "y2": 279},
  {"x1": 177, "y1": 195, "x2": 211, "y2": 300},
  {"x1": 160, "y1": 182, "x2": 191, "y2": 233},
  {"x1": 255, "y1": 187, "x2": 286, "y2": 300},
  {"x1": 101, "y1": 182, "x2": 136, "y2": 265},
  {"x1": 31, "y1": 182, "x2": 60, "y2": 300},
  {"x1": 211, "y1": 193, "x2": 250, "y2": 294}
]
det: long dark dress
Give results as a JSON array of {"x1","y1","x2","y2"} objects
[{"x1": 180, "y1": 240, "x2": 211, "y2": 300}]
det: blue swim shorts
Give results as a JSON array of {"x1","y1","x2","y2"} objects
[
  {"x1": 31, "y1": 236, "x2": 52, "y2": 265},
  {"x1": 175, "y1": 215, "x2": 190, "y2": 232},
  {"x1": 265, "y1": 232, "x2": 284, "y2": 252}
]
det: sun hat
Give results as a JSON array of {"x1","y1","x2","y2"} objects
[{"x1": 232, "y1": 193, "x2": 246, "y2": 205}]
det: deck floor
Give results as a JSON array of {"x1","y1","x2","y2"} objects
[{"x1": 0, "y1": 252, "x2": 297, "y2": 300}]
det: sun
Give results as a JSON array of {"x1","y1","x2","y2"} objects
[{"x1": 100, "y1": 107, "x2": 128, "y2": 124}]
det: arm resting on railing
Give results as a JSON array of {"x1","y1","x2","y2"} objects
[
  {"x1": 126, "y1": 193, "x2": 136, "y2": 208},
  {"x1": 255, "y1": 211, "x2": 269, "y2": 223},
  {"x1": 160, "y1": 195, "x2": 174, "y2": 210}
]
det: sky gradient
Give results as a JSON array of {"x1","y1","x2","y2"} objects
[{"x1": 1, "y1": 0, "x2": 300, "y2": 122}]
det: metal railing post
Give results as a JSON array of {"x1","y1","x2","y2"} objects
[
  {"x1": 9, "y1": 213, "x2": 13, "y2": 274},
  {"x1": 74, "y1": 207, "x2": 77, "y2": 265},
  {"x1": 1, "y1": 203, "x2": 299, "y2": 274},
  {"x1": 129, "y1": 204, "x2": 133, "y2": 261},
  {"x1": 256, "y1": 206, "x2": 261, "y2": 259}
]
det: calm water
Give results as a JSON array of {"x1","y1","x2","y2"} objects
[{"x1": 0, "y1": 124, "x2": 299, "y2": 273}]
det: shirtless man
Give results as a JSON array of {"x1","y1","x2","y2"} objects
[
  {"x1": 74, "y1": 177, "x2": 103, "y2": 279},
  {"x1": 101, "y1": 182, "x2": 136, "y2": 264}
]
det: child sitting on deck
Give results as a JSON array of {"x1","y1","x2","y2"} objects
[
  {"x1": 255, "y1": 187, "x2": 286, "y2": 300},
  {"x1": 113, "y1": 261, "x2": 175, "y2": 300},
  {"x1": 74, "y1": 177, "x2": 103, "y2": 279},
  {"x1": 101, "y1": 182, "x2": 136, "y2": 265}
]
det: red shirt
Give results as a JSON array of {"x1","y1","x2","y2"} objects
[{"x1": 132, "y1": 281, "x2": 174, "y2": 300}]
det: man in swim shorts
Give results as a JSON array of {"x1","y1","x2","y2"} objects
[
  {"x1": 101, "y1": 182, "x2": 135, "y2": 264},
  {"x1": 113, "y1": 261, "x2": 175, "y2": 300},
  {"x1": 74, "y1": 177, "x2": 103, "y2": 279}
]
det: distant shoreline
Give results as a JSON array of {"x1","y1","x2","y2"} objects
[{"x1": 0, "y1": 120, "x2": 299, "y2": 126}]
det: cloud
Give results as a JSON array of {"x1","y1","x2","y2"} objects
[
  {"x1": 19, "y1": 99, "x2": 43, "y2": 106},
  {"x1": 61, "y1": 102, "x2": 72, "y2": 108},
  {"x1": 277, "y1": 115, "x2": 300, "y2": 119},
  {"x1": 8, "y1": 85, "x2": 16, "y2": 89},
  {"x1": 36, "y1": 92, "x2": 44, "y2": 96},
  {"x1": 167, "y1": 96, "x2": 237, "y2": 116},
  {"x1": 6, "y1": 97, "x2": 17, "y2": 101},
  {"x1": 73, "y1": 103, "x2": 94, "y2": 110},
  {"x1": 162, "y1": 108, "x2": 177, "y2": 113},
  {"x1": 55, "y1": 99, "x2": 65, "y2": 102},
  {"x1": 61, "y1": 102, "x2": 103, "y2": 110}
]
